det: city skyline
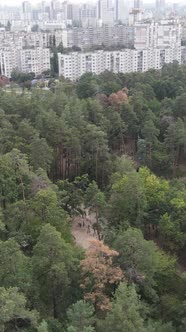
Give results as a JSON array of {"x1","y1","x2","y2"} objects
[
  {"x1": 0, "y1": 0, "x2": 185, "y2": 79},
  {"x1": 0, "y1": 0, "x2": 184, "y2": 7}
]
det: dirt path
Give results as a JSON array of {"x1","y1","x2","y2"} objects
[{"x1": 72, "y1": 214, "x2": 98, "y2": 249}]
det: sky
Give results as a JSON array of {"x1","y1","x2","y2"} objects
[{"x1": 0, "y1": 0, "x2": 183, "y2": 5}]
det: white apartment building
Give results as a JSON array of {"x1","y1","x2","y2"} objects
[
  {"x1": 156, "y1": 19, "x2": 182, "y2": 49},
  {"x1": 104, "y1": 50, "x2": 138, "y2": 73},
  {"x1": 0, "y1": 49, "x2": 20, "y2": 78},
  {"x1": 22, "y1": 32, "x2": 51, "y2": 49},
  {"x1": 20, "y1": 48, "x2": 51, "y2": 76},
  {"x1": 0, "y1": 47, "x2": 50, "y2": 77},
  {"x1": 63, "y1": 25, "x2": 134, "y2": 50},
  {"x1": 0, "y1": 31, "x2": 23, "y2": 49},
  {"x1": 181, "y1": 23, "x2": 186, "y2": 43},
  {"x1": 55, "y1": 30, "x2": 68, "y2": 47},
  {"x1": 134, "y1": 19, "x2": 182, "y2": 50},
  {"x1": 58, "y1": 47, "x2": 181, "y2": 81},
  {"x1": 134, "y1": 23, "x2": 154, "y2": 49},
  {"x1": 0, "y1": 31, "x2": 55, "y2": 50}
]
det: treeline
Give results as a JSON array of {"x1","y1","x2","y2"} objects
[
  {"x1": 2, "y1": 62, "x2": 186, "y2": 185},
  {"x1": 0, "y1": 63, "x2": 186, "y2": 331}
]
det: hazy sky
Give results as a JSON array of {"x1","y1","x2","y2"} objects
[{"x1": 0, "y1": 0, "x2": 183, "y2": 5}]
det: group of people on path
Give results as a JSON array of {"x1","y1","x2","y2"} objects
[{"x1": 74, "y1": 214, "x2": 98, "y2": 238}]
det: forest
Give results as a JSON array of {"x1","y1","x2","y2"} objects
[{"x1": 0, "y1": 62, "x2": 186, "y2": 331}]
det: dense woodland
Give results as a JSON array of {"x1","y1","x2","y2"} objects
[{"x1": 0, "y1": 63, "x2": 186, "y2": 332}]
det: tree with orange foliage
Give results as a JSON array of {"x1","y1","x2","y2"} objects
[
  {"x1": 80, "y1": 240, "x2": 124, "y2": 312},
  {"x1": 108, "y1": 88, "x2": 129, "y2": 111}
]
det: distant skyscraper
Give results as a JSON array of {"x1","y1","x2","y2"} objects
[
  {"x1": 98, "y1": 0, "x2": 114, "y2": 25},
  {"x1": 80, "y1": 4, "x2": 97, "y2": 27},
  {"x1": 51, "y1": 0, "x2": 60, "y2": 11},
  {"x1": 160, "y1": 0, "x2": 165, "y2": 7},
  {"x1": 134, "y1": 0, "x2": 143, "y2": 9},
  {"x1": 22, "y1": 1, "x2": 32, "y2": 20},
  {"x1": 156, "y1": 0, "x2": 165, "y2": 12},
  {"x1": 41, "y1": 1, "x2": 47, "y2": 11},
  {"x1": 22, "y1": 1, "x2": 32, "y2": 13},
  {"x1": 50, "y1": 0, "x2": 61, "y2": 19},
  {"x1": 115, "y1": 0, "x2": 129, "y2": 23}
]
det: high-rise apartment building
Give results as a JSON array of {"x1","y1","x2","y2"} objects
[
  {"x1": 22, "y1": 1, "x2": 32, "y2": 20},
  {"x1": 50, "y1": 0, "x2": 61, "y2": 19},
  {"x1": 115, "y1": 0, "x2": 129, "y2": 23},
  {"x1": 156, "y1": 0, "x2": 166, "y2": 12},
  {"x1": 134, "y1": 19, "x2": 181, "y2": 49},
  {"x1": 0, "y1": 49, "x2": 20, "y2": 77},
  {"x1": 134, "y1": 0, "x2": 143, "y2": 9},
  {"x1": 22, "y1": 1, "x2": 32, "y2": 13},
  {"x1": 58, "y1": 47, "x2": 181, "y2": 81},
  {"x1": 63, "y1": 25, "x2": 134, "y2": 50},
  {"x1": 158, "y1": 19, "x2": 181, "y2": 48},
  {"x1": 97, "y1": 0, "x2": 114, "y2": 25},
  {"x1": 80, "y1": 4, "x2": 97, "y2": 27},
  {"x1": 0, "y1": 47, "x2": 50, "y2": 77},
  {"x1": 134, "y1": 23, "x2": 153, "y2": 49},
  {"x1": 20, "y1": 48, "x2": 50, "y2": 75}
]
